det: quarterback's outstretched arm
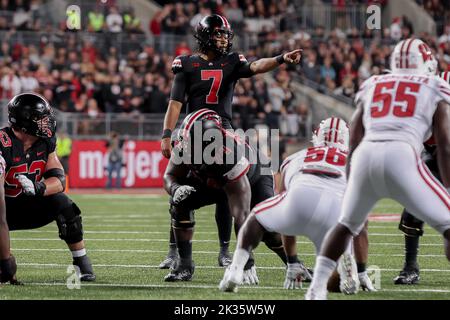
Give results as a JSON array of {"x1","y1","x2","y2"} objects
[
  {"x1": 434, "y1": 100, "x2": 450, "y2": 188},
  {"x1": 0, "y1": 174, "x2": 10, "y2": 260},
  {"x1": 250, "y1": 49, "x2": 302, "y2": 74}
]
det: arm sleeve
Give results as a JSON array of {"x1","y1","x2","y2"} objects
[
  {"x1": 169, "y1": 72, "x2": 187, "y2": 103},
  {"x1": 233, "y1": 53, "x2": 255, "y2": 79}
]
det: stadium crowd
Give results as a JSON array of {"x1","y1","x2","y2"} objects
[{"x1": 0, "y1": 0, "x2": 449, "y2": 137}]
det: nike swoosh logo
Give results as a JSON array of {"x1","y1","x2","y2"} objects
[{"x1": 37, "y1": 151, "x2": 45, "y2": 156}]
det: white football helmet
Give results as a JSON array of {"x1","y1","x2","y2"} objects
[
  {"x1": 312, "y1": 117, "x2": 349, "y2": 152},
  {"x1": 391, "y1": 38, "x2": 437, "y2": 75}
]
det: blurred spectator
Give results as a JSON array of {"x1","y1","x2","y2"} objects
[
  {"x1": 123, "y1": 7, "x2": 143, "y2": 34},
  {"x1": 88, "y1": 8, "x2": 105, "y2": 32},
  {"x1": 1, "y1": 67, "x2": 21, "y2": 98},
  {"x1": 105, "y1": 131, "x2": 124, "y2": 189},
  {"x1": 106, "y1": 6, "x2": 123, "y2": 33},
  {"x1": 56, "y1": 130, "x2": 72, "y2": 176}
]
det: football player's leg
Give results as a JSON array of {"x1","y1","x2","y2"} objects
[
  {"x1": 44, "y1": 193, "x2": 95, "y2": 281},
  {"x1": 250, "y1": 174, "x2": 287, "y2": 264},
  {"x1": 158, "y1": 226, "x2": 178, "y2": 269},
  {"x1": 394, "y1": 210, "x2": 423, "y2": 284},
  {"x1": 219, "y1": 212, "x2": 265, "y2": 292},
  {"x1": 164, "y1": 203, "x2": 195, "y2": 282},
  {"x1": 215, "y1": 196, "x2": 232, "y2": 267},
  {"x1": 307, "y1": 144, "x2": 378, "y2": 300},
  {"x1": 382, "y1": 143, "x2": 450, "y2": 259},
  {"x1": 353, "y1": 221, "x2": 376, "y2": 291}
]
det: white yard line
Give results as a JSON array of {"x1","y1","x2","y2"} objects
[
  {"x1": 10, "y1": 238, "x2": 445, "y2": 246},
  {"x1": 12, "y1": 230, "x2": 442, "y2": 237},
  {"x1": 19, "y1": 282, "x2": 450, "y2": 294},
  {"x1": 16, "y1": 262, "x2": 450, "y2": 272},
  {"x1": 10, "y1": 248, "x2": 449, "y2": 258}
]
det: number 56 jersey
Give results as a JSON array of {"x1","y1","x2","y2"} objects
[
  {"x1": 356, "y1": 73, "x2": 450, "y2": 153},
  {"x1": 280, "y1": 146, "x2": 348, "y2": 197}
]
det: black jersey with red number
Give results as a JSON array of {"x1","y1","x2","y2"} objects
[
  {"x1": 170, "y1": 52, "x2": 254, "y2": 121},
  {"x1": 187, "y1": 130, "x2": 264, "y2": 187},
  {"x1": 0, "y1": 127, "x2": 56, "y2": 198}
]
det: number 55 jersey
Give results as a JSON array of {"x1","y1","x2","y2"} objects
[{"x1": 355, "y1": 73, "x2": 450, "y2": 153}]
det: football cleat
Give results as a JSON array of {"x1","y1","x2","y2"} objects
[
  {"x1": 73, "y1": 255, "x2": 96, "y2": 282},
  {"x1": 337, "y1": 253, "x2": 359, "y2": 295},
  {"x1": 219, "y1": 265, "x2": 243, "y2": 293},
  {"x1": 159, "y1": 250, "x2": 179, "y2": 269},
  {"x1": 164, "y1": 261, "x2": 195, "y2": 282},
  {"x1": 393, "y1": 267, "x2": 420, "y2": 285},
  {"x1": 359, "y1": 272, "x2": 377, "y2": 291},
  {"x1": 218, "y1": 249, "x2": 232, "y2": 267}
]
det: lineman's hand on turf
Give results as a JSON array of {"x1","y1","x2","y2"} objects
[
  {"x1": 284, "y1": 262, "x2": 304, "y2": 289},
  {"x1": 17, "y1": 175, "x2": 36, "y2": 196},
  {"x1": 0, "y1": 255, "x2": 17, "y2": 283},
  {"x1": 242, "y1": 266, "x2": 259, "y2": 285},
  {"x1": 172, "y1": 186, "x2": 196, "y2": 206}
]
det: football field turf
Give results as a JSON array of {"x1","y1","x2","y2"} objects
[{"x1": 1, "y1": 193, "x2": 449, "y2": 300}]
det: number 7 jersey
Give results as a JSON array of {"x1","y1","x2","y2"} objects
[{"x1": 355, "y1": 73, "x2": 450, "y2": 153}]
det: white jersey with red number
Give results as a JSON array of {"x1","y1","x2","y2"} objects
[
  {"x1": 355, "y1": 73, "x2": 450, "y2": 153},
  {"x1": 280, "y1": 146, "x2": 347, "y2": 197}
]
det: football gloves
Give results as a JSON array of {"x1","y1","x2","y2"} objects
[
  {"x1": 17, "y1": 175, "x2": 46, "y2": 196},
  {"x1": 172, "y1": 185, "x2": 196, "y2": 206},
  {"x1": 242, "y1": 265, "x2": 259, "y2": 285},
  {"x1": 284, "y1": 262, "x2": 311, "y2": 289}
]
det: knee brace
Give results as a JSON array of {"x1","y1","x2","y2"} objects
[
  {"x1": 399, "y1": 210, "x2": 424, "y2": 237},
  {"x1": 170, "y1": 204, "x2": 195, "y2": 229},
  {"x1": 56, "y1": 203, "x2": 84, "y2": 244}
]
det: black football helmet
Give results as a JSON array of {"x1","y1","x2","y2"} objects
[
  {"x1": 8, "y1": 93, "x2": 56, "y2": 138},
  {"x1": 173, "y1": 109, "x2": 224, "y2": 164},
  {"x1": 194, "y1": 14, "x2": 233, "y2": 55}
]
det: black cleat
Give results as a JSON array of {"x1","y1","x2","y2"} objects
[
  {"x1": 159, "y1": 252, "x2": 179, "y2": 269},
  {"x1": 73, "y1": 255, "x2": 96, "y2": 282},
  {"x1": 218, "y1": 250, "x2": 232, "y2": 267},
  {"x1": 164, "y1": 261, "x2": 195, "y2": 282},
  {"x1": 393, "y1": 267, "x2": 420, "y2": 285}
]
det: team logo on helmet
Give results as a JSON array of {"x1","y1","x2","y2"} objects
[{"x1": 312, "y1": 117, "x2": 349, "y2": 152}]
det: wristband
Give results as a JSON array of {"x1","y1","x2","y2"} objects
[
  {"x1": 276, "y1": 54, "x2": 285, "y2": 64},
  {"x1": 34, "y1": 181, "x2": 47, "y2": 196},
  {"x1": 162, "y1": 129, "x2": 172, "y2": 139}
]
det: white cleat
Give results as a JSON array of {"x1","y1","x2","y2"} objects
[
  {"x1": 337, "y1": 253, "x2": 360, "y2": 295},
  {"x1": 359, "y1": 272, "x2": 377, "y2": 292},
  {"x1": 305, "y1": 286, "x2": 327, "y2": 300},
  {"x1": 219, "y1": 266, "x2": 243, "y2": 293}
]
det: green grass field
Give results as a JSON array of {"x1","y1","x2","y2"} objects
[{"x1": 0, "y1": 194, "x2": 449, "y2": 300}]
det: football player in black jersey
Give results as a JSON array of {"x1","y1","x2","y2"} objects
[
  {"x1": 0, "y1": 93, "x2": 95, "y2": 283},
  {"x1": 163, "y1": 109, "x2": 288, "y2": 282},
  {"x1": 159, "y1": 14, "x2": 301, "y2": 269}
]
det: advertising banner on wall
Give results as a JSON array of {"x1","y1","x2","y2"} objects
[{"x1": 69, "y1": 140, "x2": 168, "y2": 188}]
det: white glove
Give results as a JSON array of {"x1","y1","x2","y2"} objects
[
  {"x1": 359, "y1": 272, "x2": 377, "y2": 292},
  {"x1": 172, "y1": 185, "x2": 196, "y2": 205},
  {"x1": 17, "y1": 175, "x2": 36, "y2": 196},
  {"x1": 284, "y1": 262, "x2": 306, "y2": 289},
  {"x1": 242, "y1": 266, "x2": 259, "y2": 285}
]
